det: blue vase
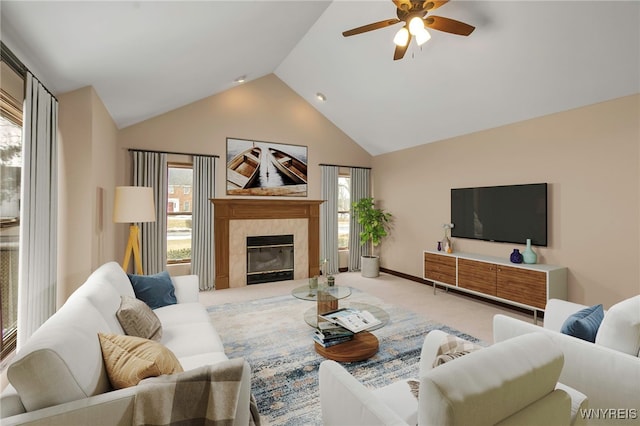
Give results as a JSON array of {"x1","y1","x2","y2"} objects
[
  {"x1": 523, "y1": 239, "x2": 537, "y2": 264},
  {"x1": 510, "y1": 249, "x2": 523, "y2": 264}
]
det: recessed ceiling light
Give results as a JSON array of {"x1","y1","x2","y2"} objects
[
  {"x1": 316, "y1": 92, "x2": 327, "y2": 102},
  {"x1": 234, "y1": 75, "x2": 246, "y2": 83}
]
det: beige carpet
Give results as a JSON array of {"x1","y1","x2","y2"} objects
[{"x1": 199, "y1": 271, "x2": 536, "y2": 344}]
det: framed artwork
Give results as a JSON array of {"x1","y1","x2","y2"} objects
[{"x1": 226, "y1": 138, "x2": 308, "y2": 197}]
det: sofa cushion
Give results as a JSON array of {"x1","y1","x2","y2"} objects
[
  {"x1": 178, "y1": 352, "x2": 230, "y2": 371},
  {"x1": 560, "y1": 304, "x2": 604, "y2": 343},
  {"x1": 419, "y1": 333, "x2": 565, "y2": 425},
  {"x1": 154, "y1": 302, "x2": 211, "y2": 326},
  {"x1": 98, "y1": 333, "x2": 183, "y2": 390},
  {"x1": 117, "y1": 296, "x2": 162, "y2": 341},
  {"x1": 7, "y1": 300, "x2": 113, "y2": 412},
  {"x1": 161, "y1": 322, "x2": 225, "y2": 358},
  {"x1": 129, "y1": 271, "x2": 177, "y2": 309},
  {"x1": 372, "y1": 379, "x2": 419, "y2": 425},
  {"x1": 595, "y1": 295, "x2": 640, "y2": 356},
  {"x1": 86, "y1": 261, "x2": 137, "y2": 299},
  {"x1": 66, "y1": 262, "x2": 138, "y2": 334}
]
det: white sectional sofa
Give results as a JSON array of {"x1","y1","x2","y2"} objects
[
  {"x1": 494, "y1": 297, "x2": 640, "y2": 425},
  {"x1": 320, "y1": 330, "x2": 587, "y2": 426},
  {"x1": 0, "y1": 261, "x2": 251, "y2": 426}
]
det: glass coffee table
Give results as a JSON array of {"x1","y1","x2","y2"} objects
[{"x1": 291, "y1": 285, "x2": 389, "y2": 330}]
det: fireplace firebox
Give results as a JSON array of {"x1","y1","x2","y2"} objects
[{"x1": 246, "y1": 235, "x2": 294, "y2": 284}]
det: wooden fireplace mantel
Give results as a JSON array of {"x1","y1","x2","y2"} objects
[{"x1": 210, "y1": 198, "x2": 324, "y2": 289}]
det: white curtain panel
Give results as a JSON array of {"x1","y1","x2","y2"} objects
[
  {"x1": 348, "y1": 167, "x2": 371, "y2": 271},
  {"x1": 192, "y1": 155, "x2": 216, "y2": 290},
  {"x1": 132, "y1": 151, "x2": 168, "y2": 275},
  {"x1": 320, "y1": 165, "x2": 339, "y2": 275},
  {"x1": 17, "y1": 73, "x2": 58, "y2": 347}
]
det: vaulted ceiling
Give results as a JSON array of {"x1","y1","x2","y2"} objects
[{"x1": 2, "y1": 1, "x2": 638, "y2": 155}]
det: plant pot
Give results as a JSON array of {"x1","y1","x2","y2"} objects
[{"x1": 361, "y1": 255, "x2": 380, "y2": 278}]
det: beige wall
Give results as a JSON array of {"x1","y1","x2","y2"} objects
[
  {"x1": 57, "y1": 86, "x2": 118, "y2": 305},
  {"x1": 116, "y1": 73, "x2": 372, "y2": 275},
  {"x1": 56, "y1": 75, "x2": 637, "y2": 309},
  {"x1": 373, "y1": 94, "x2": 640, "y2": 308},
  {"x1": 117, "y1": 74, "x2": 372, "y2": 200}
]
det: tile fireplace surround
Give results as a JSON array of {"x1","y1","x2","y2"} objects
[{"x1": 210, "y1": 199, "x2": 323, "y2": 289}]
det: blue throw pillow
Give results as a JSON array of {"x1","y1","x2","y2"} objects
[
  {"x1": 560, "y1": 304, "x2": 604, "y2": 343},
  {"x1": 128, "y1": 271, "x2": 177, "y2": 310}
]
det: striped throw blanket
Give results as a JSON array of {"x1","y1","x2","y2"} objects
[
  {"x1": 432, "y1": 334, "x2": 483, "y2": 367},
  {"x1": 134, "y1": 358, "x2": 260, "y2": 426}
]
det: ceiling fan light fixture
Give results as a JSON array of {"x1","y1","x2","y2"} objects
[
  {"x1": 393, "y1": 27, "x2": 409, "y2": 47},
  {"x1": 415, "y1": 28, "x2": 431, "y2": 46},
  {"x1": 408, "y1": 16, "x2": 425, "y2": 35}
]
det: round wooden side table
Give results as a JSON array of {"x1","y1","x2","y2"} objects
[{"x1": 314, "y1": 331, "x2": 379, "y2": 362}]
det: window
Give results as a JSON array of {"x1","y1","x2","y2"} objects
[
  {"x1": 167, "y1": 164, "x2": 192, "y2": 263},
  {"x1": 337, "y1": 175, "x2": 351, "y2": 250},
  {"x1": 0, "y1": 62, "x2": 24, "y2": 360}
]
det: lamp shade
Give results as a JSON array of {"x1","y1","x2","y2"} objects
[
  {"x1": 393, "y1": 27, "x2": 409, "y2": 47},
  {"x1": 113, "y1": 186, "x2": 156, "y2": 223}
]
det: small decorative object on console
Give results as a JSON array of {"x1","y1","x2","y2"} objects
[
  {"x1": 442, "y1": 223, "x2": 454, "y2": 253},
  {"x1": 309, "y1": 276, "x2": 318, "y2": 289},
  {"x1": 523, "y1": 238, "x2": 538, "y2": 264},
  {"x1": 510, "y1": 249, "x2": 523, "y2": 264}
]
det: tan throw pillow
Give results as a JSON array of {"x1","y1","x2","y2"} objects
[
  {"x1": 98, "y1": 333, "x2": 183, "y2": 389},
  {"x1": 116, "y1": 296, "x2": 162, "y2": 341},
  {"x1": 432, "y1": 334, "x2": 483, "y2": 368}
]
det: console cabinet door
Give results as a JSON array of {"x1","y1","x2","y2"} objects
[
  {"x1": 458, "y1": 258, "x2": 497, "y2": 295},
  {"x1": 424, "y1": 253, "x2": 456, "y2": 285},
  {"x1": 496, "y1": 266, "x2": 546, "y2": 309}
]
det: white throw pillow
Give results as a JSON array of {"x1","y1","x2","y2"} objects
[{"x1": 595, "y1": 295, "x2": 640, "y2": 356}]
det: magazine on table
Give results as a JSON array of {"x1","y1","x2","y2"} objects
[
  {"x1": 315, "y1": 323, "x2": 354, "y2": 341},
  {"x1": 312, "y1": 333, "x2": 353, "y2": 348},
  {"x1": 318, "y1": 308, "x2": 381, "y2": 333}
]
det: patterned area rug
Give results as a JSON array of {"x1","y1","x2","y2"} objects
[{"x1": 207, "y1": 289, "x2": 484, "y2": 426}]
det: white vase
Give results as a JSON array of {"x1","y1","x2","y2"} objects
[
  {"x1": 523, "y1": 239, "x2": 537, "y2": 264},
  {"x1": 361, "y1": 255, "x2": 380, "y2": 278}
]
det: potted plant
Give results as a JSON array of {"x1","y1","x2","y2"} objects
[{"x1": 352, "y1": 197, "x2": 392, "y2": 277}]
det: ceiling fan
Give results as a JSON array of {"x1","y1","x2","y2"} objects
[{"x1": 342, "y1": 0, "x2": 475, "y2": 60}]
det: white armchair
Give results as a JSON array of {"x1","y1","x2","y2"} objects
[{"x1": 319, "y1": 331, "x2": 587, "y2": 426}]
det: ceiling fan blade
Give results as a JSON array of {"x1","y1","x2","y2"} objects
[
  {"x1": 425, "y1": 15, "x2": 475, "y2": 36},
  {"x1": 342, "y1": 19, "x2": 401, "y2": 37},
  {"x1": 392, "y1": 0, "x2": 411, "y2": 11},
  {"x1": 422, "y1": 1, "x2": 449, "y2": 11},
  {"x1": 393, "y1": 33, "x2": 412, "y2": 60}
]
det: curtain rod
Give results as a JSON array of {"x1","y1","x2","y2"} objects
[
  {"x1": 1, "y1": 42, "x2": 58, "y2": 102},
  {"x1": 318, "y1": 163, "x2": 371, "y2": 170},
  {"x1": 128, "y1": 148, "x2": 219, "y2": 159},
  {"x1": 1, "y1": 42, "x2": 27, "y2": 77}
]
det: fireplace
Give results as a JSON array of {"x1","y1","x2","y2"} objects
[
  {"x1": 246, "y1": 235, "x2": 294, "y2": 284},
  {"x1": 211, "y1": 199, "x2": 323, "y2": 289}
]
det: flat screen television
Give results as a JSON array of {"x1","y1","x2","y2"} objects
[{"x1": 451, "y1": 183, "x2": 547, "y2": 246}]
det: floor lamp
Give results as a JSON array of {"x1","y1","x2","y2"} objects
[{"x1": 113, "y1": 186, "x2": 156, "y2": 275}]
